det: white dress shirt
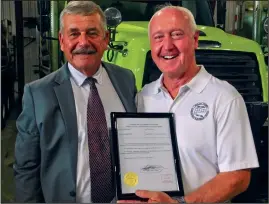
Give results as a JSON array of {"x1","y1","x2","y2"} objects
[{"x1": 68, "y1": 63, "x2": 125, "y2": 203}]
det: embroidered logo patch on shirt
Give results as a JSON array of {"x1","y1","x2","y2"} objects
[{"x1": 191, "y1": 102, "x2": 209, "y2": 120}]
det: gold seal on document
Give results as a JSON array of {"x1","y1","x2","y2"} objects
[{"x1": 124, "y1": 172, "x2": 138, "y2": 187}]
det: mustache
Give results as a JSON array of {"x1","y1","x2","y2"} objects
[{"x1": 72, "y1": 47, "x2": 97, "y2": 55}]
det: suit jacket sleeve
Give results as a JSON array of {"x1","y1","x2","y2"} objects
[
  {"x1": 130, "y1": 70, "x2": 137, "y2": 105},
  {"x1": 14, "y1": 84, "x2": 44, "y2": 202}
]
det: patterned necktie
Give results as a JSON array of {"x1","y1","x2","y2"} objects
[{"x1": 86, "y1": 77, "x2": 113, "y2": 203}]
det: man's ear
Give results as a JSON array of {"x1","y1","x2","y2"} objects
[
  {"x1": 59, "y1": 31, "x2": 64, "y2": 51},
  {"x1": 105, "y1": 30, "x2": 110, "y2": 43},
  {"x1": 193, "y1": 30, "x2": 199, "y2": 49},
  {"x1": 104, "y1": 30, "x2": 110, "y2": 50}
]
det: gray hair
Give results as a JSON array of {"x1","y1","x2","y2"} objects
[
  {"x1": 148, "y1": 5, "x2": 197, "y2": 37},
  {"x1": 59, "y1": 1, "x2": 107, "y2": 33}
]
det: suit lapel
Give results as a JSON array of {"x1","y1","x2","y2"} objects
[
  {"x1": 53, "y1": 64, "x2": 78, "y2": 184},
  {"x1": 102, "y1": 62, "x2": 130, "y2": 111}
]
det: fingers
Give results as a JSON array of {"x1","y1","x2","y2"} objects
[
  {"x1": 118, "y1": 191, "x2": 173, "y2": 203},
  {"x1": 148, "y1": 198, "x2": 158, "y2": 203},
  {"x1": 135, "y1": 190, "x2": 175, "y2": 203},
  {"x1": 136, "y1": 190, "x2": 160, "y2": 199},
  {"x1": 117, "y1": 200, "x2": 144, "y2": 203}
]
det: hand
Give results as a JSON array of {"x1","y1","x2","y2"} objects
[{"x1": 117, "y1": 190, "x2": 178, "y2": 203}]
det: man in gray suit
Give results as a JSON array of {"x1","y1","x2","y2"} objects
[{"x1": 14, "y1": 1, "x2": 136, "y2": 203}]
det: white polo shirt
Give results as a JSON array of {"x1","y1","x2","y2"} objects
[{"x1": 136, "y1": 66, "x2": 259, "y2": 195}]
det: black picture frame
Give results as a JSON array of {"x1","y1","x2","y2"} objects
[{"x1": 110, "y1": 112, "x2": 184, "y2": 201}]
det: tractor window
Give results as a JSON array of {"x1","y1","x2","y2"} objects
[{"x1": 95, "y1": 0, "x2": 214, "y2": 27}]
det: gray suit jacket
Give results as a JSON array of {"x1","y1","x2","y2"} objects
[{"x1": 14, "y1": 62, "x2": 137, "y2": 203}]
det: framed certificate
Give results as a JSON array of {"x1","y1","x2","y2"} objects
[{"x1": 110, "y1": 112, "x2": 184, "y2": 200}]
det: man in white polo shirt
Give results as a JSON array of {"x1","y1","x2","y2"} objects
[{"x1": 128, "y1": 5, "x2": 259, "y2": 204}]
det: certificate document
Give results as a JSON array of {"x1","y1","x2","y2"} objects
[{"x1": 110, "y1": 113, "x2": 184, "y2": 200}]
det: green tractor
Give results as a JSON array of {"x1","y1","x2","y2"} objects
[{"x1": 36, "y1": 0, "x2": 267, "y2": 202}]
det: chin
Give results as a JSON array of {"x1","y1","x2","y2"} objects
[
  {"x1": 160, "y1": 66, "x2": 177, "y2": 74},
  {"x1": 71, "y1": 62, "x2": 89, "y2": 70}
]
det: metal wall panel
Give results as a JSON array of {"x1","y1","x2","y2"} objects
[
  {"x1": 225, "y1": 1, "x2": 237, "y2": 33},
  {"x1": 23, "y1": 1, "x2": 38, "y2": 44},
  {"x1": 22, "y1": 1, "x2": 39, "y2": 83},
  {"x1": 1, "y1": 1, "x2": 40, "y2": 83},
  {"x1": 1, "y1": 1, "x2": 16, "y2": 35}
]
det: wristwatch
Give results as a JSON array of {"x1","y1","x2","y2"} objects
[{"x1": 174, "y1": 196, "x2": 186, "y2": 203}]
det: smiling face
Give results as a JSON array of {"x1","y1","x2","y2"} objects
[
  {"x1": 149, "y1": 8, "x2": 199, "y2": 78},
  {"x1": 59, "y1": 13, "x2": 109, "y2": 75}
]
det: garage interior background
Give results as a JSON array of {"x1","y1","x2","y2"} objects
[{"x1": 1, "y1": 0, "x2": 268, "y2": 202}]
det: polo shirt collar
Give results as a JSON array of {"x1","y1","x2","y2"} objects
[
  {"x1": 186, "y1": 65, "x2": 212, "y2": 93},
  {"x1": 153, "y1": 65, "x2": 211, "y2": 94}
]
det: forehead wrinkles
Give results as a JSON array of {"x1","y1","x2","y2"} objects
[
  {"x1": 150, "y1": 9, "x2": 192, "y2": 35},
  {"x1": 63, "y1": 14, "x2": 103, "y2": 29}
]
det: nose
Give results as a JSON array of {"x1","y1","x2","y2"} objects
[
  {"x1": 78, "y1": 32, "x2": 89, "y2": 46},
  {"x1": 163, "y1": 36, "x2": 174, "y2": 51}
]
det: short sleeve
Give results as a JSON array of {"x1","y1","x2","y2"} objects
[{"x1": 216, "y1": 96, "x2": 259, "y2": 172}]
